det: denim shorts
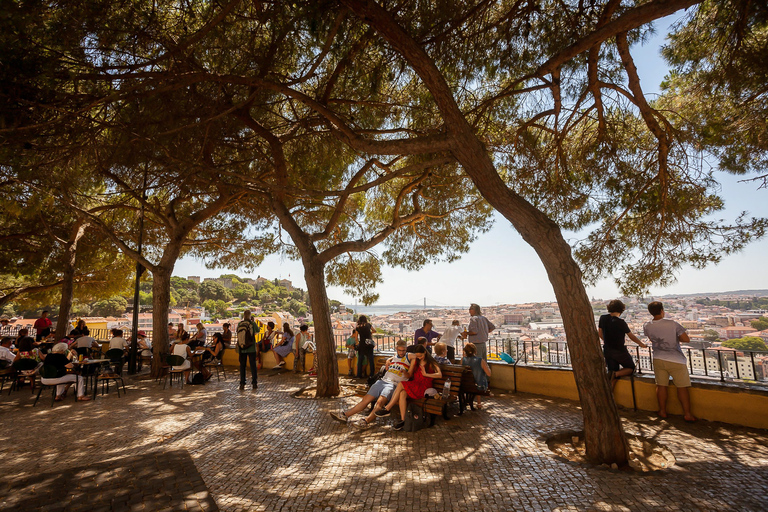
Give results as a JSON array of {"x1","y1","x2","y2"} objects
[{"x1": 366, "y1": 379, "x2": 396, "y2": 400}]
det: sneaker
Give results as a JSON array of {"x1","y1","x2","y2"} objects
[
  {"x1": 272, "y1": 365, "x2": 282, "y2": 370},
  {"x1": 239, "y1": 383, "x2": 245, "y2": 390},
  {"x1": 393, "y1": 420, "x2": 405, "y2": 431},
  {"x1": 374, "y1": 408, "x2": 390, "y2": 418},
  {"x1": 330, "y1": 411, "x2": 348, "y2": 423},
  {"x1": 354, "y1": 419, "x2": 373, "y2": 430},
  {"x1": 278, "y1": 361, "x2": 286, "y2": 366},
  {"x1": 252, "y1": 384, "x2": 258, "y2": 390}
]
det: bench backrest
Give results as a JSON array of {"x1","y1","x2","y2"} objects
[{"x1": 433, "y1": 364, "x2": 465, "y2": 398}]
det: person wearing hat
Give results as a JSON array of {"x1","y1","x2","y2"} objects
[
  {"x1": 40, "y1": 342, "x2": 91, "y2": 401},
  {"x1": 0, "y1": 316, "x2": 12, "y2": 336},
  {"x1": 137, "y1": 331, "x2": 152, "y2": 357}
]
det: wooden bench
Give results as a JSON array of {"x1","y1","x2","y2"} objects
[
  {"x1": 459, "y1": 368, "x2": 491, "y2": 413},
  {"x1": 406, "y1": 363, "x2": 465, "y2": 426},
  {"x1": 354, "y1": 363, "x2": 482, "y2": 426}
]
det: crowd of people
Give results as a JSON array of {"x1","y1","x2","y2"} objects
[{"x1": 1, "y1": 299, "x2": 697, "y2": 422}]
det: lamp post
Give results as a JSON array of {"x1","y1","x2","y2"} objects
[{"x1": 128, "y1": 169, "x2": 147, "y2": 374}]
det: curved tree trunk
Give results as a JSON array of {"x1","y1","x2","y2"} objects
[
  {"x1": 341, "y1": 0, "x2": 628, "y2": 464},
  {"x1": 270, "y1": 199, "x2": 340, "y2": 396},
  {"x1": 303, "y1": 256, "x2": 340, "y2": 397}
]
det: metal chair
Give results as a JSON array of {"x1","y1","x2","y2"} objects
[
  {"x1": 33, "y1": 364, "x2": 71, "y2": 407},
  {"x1": 94, "y1": 354, "x2": 127, "y2": 398},
  {"x1": 204, "y1": 350, "x2": 227, "y2": 381},
  {"x1": 163, "y1": 355, "x2": 186, "y2": 389},
  {"x1": 8, "y1": 358, "x2": 39, "y2": 394},
  {"x1": 105, "y1": 348, "x2": 125, "y2": 376}
]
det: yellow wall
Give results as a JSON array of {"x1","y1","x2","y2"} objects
[
  {"x1": 486, "y1": 362, "x2": 768, "y2": 430},
  {"x1": 222, "y1": 350, "x2": 768, "y2": 430}
]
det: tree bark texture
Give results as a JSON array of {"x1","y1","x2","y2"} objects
[
  {"x1": 270, "y1": 199, "x2": 340, "y2": 397},
  {"x1": 341, "y1": 0, "x2": 629, "y2": 464},
  {"x1": 302, "y1": 257, "x2": 340, "y2": 397},
  {"x1": 151, "y1": 265, "x2": 173, "y2": 378}
]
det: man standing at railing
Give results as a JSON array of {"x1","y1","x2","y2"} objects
[
  {"x1": 598, "y1": 299, "x2": 647, "y2": 390},
  {"x1": 463, "y1": 304, "x2": 495, "y2": 361},
  {"x1": 643, "y1": 301, "x2": 697, "y2": 423},
  {"x1": 413, "y1": 319, "x2": 441, "y2": 354}
]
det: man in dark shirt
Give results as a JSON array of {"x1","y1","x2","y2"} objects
[
  {"x1": 40, "y1": 342, "x2": 91, "y2": 401},
  {"x1": 598, "y1": 300, "x2": 647, "y2": 389}
]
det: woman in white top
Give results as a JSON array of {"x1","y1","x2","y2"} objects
[{"x1": 171, "y1": 332, "x2": 193, "y2": 384}]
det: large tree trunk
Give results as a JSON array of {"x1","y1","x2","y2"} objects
[
  {"x1": 151, "y1": 265, "x2": 173, "y2": 378},
  {"x1": 453, "y1": 133, "x2": 629, "y2": 465},
  {"x1": 303, "y1": 256, "x2": 340, "y2": 397},
  {"x1": 54, "y1": 220, "x2": 88, "y2": 340},
  {"x1": 270, "y1": 199, "x2": 340, "y2": 396},
  {"x1": 341, "y1": 0, "x2": 628, "y2": 464}
]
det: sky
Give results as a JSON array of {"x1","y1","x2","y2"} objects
[{"x1": 174, "y1": 15, "x2": 767, "y2": 307}]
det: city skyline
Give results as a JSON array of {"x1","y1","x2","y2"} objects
[{"x1": 175, "y1": 14, "x2": 767, "y2": 308}]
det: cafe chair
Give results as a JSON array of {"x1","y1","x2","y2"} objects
[
  {"x1": 105, "y1": 348, "x2": 125, "y2": 376},
  {"x1": 0, "y1": 366, "x2": 14, "y2": 393},
  {"x1": 33, "y1": 364, "x2": 70, "y2": 407},
  {"x1": 95, "y1": 358, "x2": 126, "y2": 398},
  {"x1": 8, "y1": 358, "x2": 40, "y2": 394},
  {"x1": 204, "y1": 352, "x2": 226, "y2": 382},
  {"x1": 163, "y1": 355, "x2": 186, "y2": 390}
]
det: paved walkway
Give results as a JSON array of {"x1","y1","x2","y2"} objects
[{"x1": 1, "y1": 370, "x2": 767, "y2": 511}]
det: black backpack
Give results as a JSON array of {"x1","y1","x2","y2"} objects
[
  {"x1": 404, "y1": 402, "x2": 430, "y2": 432},
  {"x1": 190, "y1": 372, "x2": 205, "y2": 385},
  {"x1": 237, "y1": 320, "x2": 256, "y2": 350}
]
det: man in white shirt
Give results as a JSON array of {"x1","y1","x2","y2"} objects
[
  {"x1": 643, "y1": 301, "x2": 696, "y2": 422},
  {"x1": 441, "y1": 320, "x2": 463, "y2": 362},
  {"x1": 330, "y1": 339, "x2": 413, "y2": 428},
  {"x1": 0, "y1": 337, "x2": 15, "y2": 368}
]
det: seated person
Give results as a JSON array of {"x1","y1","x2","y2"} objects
[
  {"x1": 462, "y1": 343, "x2": 492, "y2": 409},
  {"x1": 195, "y1": 332, "x2": 225, "y2": 381},
  {"x1": 108, "y1": 329, "x2": 128, "y2": 374},
  {"x1": 74, "y1": 334, "x2": 100, "y2": 357},
  {"x1": 375, "y1": 345, "x2": 442, "y2": 430},
  {"x1": 406, "y1": 336, "x2": 428, "y2": 353},
  {"x1": 68, "y1": 319, "x2": 90, "y2": 339},
  {"x1": 40, "y1": 342, "x2": 91, "y2": 401},
  {"x1": 273, "y1": 323, "x2": 295, "y2": 369},
  {"x1": 137, "y1": 331, "x2": 152, "y2": 357},
  {"x1": 14, "y1": 336, "x2": 40, "y2": 362},
  {"x1": 295, "y1": 324, "x2": 314, "y2": 374},
  {"x1": 0, "y1": 337, "x2": 15, "y2": 369},
  {"x1": 330, "y1": 339, "x2": 412, "y2": 428},
  {"x1": 170, "y1": 333, "x2": 193, "y2": 384},
  {"x1": 257, "y1": 321, "x2": 280, "y2": 370},
  {"x1": 433, "y1": 342, "x2": 450, "y2": 365},
  {"x1": 189, "y1": 322, "x2": 207, "y2": 349},
  {"x1": 599, "y1": 299, "x2": 647, "y2": 389}
]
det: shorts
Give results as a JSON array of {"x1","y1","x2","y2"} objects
[
  {"x1": 653, "y1": 359, "x2": 691, "y2": 387},
  {"x1": 473, "y1": 342, "x2": 487, "y2": 360},
  {"x1": 257, "y1": 340, "x2": 272, "y2": 353},
  {"x1": 366, "y1": 379, "x2": 396, "y2": 400},
  {"x1": 604, "y1": 347, "x2": 636, "y2": 372}
]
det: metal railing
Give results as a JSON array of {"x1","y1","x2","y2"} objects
[{"x1": 331, "y1": 334, "x2": 768, "y2": 385}]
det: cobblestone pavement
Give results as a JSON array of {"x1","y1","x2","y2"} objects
[{"x1": 1, "y1": 370, "x2": 767, "y2": 511}]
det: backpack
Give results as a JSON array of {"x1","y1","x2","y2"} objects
[
  {"x1": 237, "y1": 320, "x2": 255, "y2": 350},
  {"x1": 404, "y1": 402, "x2": 430, "y2": 432},
  {"x1": 190, "y1": 372, "x2": 205, "y2": 385}
]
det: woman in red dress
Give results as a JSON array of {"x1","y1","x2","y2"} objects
[{"x1": 377, "y1": 345, "x2": 442, "y2": 424}]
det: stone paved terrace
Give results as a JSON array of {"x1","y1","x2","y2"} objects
[{"x1": 1, "y1": 370, "x2": 767, "y2": 512}]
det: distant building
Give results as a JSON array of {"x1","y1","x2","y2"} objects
[
  {"x1": 723, "y1": 326, "x2": 758, "y2": 339},
  {"x1": 188, "y1": 276, "x2": 201, "y2": 284}
]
